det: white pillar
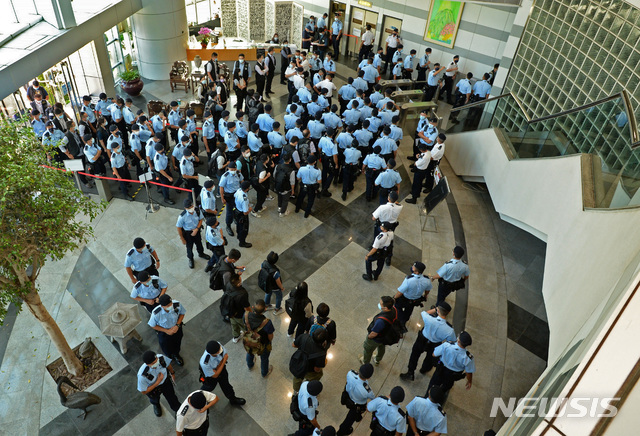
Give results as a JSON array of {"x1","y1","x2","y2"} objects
[
  {"x1": 131, "y1": 0, "x2": 188, "y2": 81},
  {"x1": 93, "y1": 38, "x2": 116, "y2": 95}
]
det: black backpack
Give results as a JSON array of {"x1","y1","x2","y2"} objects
[
  {"x1": 367, "y1": 308, "x2": 404, "y2": 346},
  {"x1": 258, "y1": 261, "x2": 277, "y2": 292},
  {"x1": 209, "y1": 256, "x2": 231, "y2": 290},
  {"x1": 219, "y1": 289, "x2": 234, "y2": 319},
  {"x1": 289, "y1": 335, "x2": 325, "y2": 378},
  {"x1": 274, "y1": 163, "x2": 292, "y2": 192}
]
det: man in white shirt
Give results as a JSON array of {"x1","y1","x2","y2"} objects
[
  {"x1": 358, "y1": 24, "x2": 375, "y2": 63},
  {"x1": 176, "y1": 390, "x2": 218, "y2": 436},
  {"x1": 315, "y1": 73, "x2": 337, "y2": 105},
  {"x1": 405, "y1": 143, "x2": 432, "y2": 204},
  {"x1": 383, "y1": 27, "x2": 402, "y2": 75},
  {"x1": 442, "y1": 55, "x2": 460, "y2": 104},
  {"x1": 371, "y1": 190, "x2": 402, "y2": 266}
]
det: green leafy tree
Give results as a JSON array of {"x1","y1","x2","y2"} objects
[{"x1": 0, "y1": 116, "x2": 104, "y2": 375}]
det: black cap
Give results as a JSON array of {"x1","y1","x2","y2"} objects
[
  {"x1": 459, "y1": 331, "x2": 472, "y2": 347},
  {"x1": 236, "y1": 111, "x2": 244, "y2": 118},
  {"x1": 181, "y1": 135, "x2": 190, "y2": 143},
  {"x1": 204, "y1": 110, "x2": 212, "y2": 117},
  {"x1": 83, "y1": 134, "x2": 93, "y2": 142},
  {"x1": 359, "y1": 364, "x2": 374, "y2": 378},
  {"x1": 109, "y1": 125, "x2": 118, "y2": 132},
  {"x1": 142, "y1": 350, "x2": 156, "y2": 364},
  {"x1": 155, "y1": 132, "x2": 164, "y2": 141},
  {"x1": 241, "y1": 180, "x2": 251, "y2": 190},
  {"x1": 206, "y1": 340, "x2": 221, "y2": 354},
  {"x1": 326, "y1": 127, "x2": 335, "y2": 136},
  {"x1": 183, "y1": 197, "x2": 194, "y2": 208},
  {"x1": 133, "y1": 237, "x2": 145, "y2": 248},
  {"x1": 170, "y1": 101, "x2": 178, "y2": 107},
  {"x1": 46, "y1": 121, "x2": 54, "y2": 127},
  {"x1": 429, "y1": 385, "x2": 445, "y2": 404},
  {"x1": 158, "y1": 294, "x2": 172, "y2": 306},
  {"x1": 390, "y1": 386, "x2": 405, "y2": 403},
  {"x1": 438, "y1": 301, "x2": 452, "y2": 313},
  {"x1": 307, "y1": 380, "x2": 323, "y2": 396},
  {"x1": 204, "y1": 180, "x2": 215, "y2": 189},
  {"x1": 131, "y1": 123, "x2": 140, "y2": 131},
  {"x1": 154, "y1": 143, "x2": 164, "y2": 152},
  {"x1": 307, "y1": 155, "x2": 317, "y2": 164},
  {"x1": 228, "y1": 161, "x2": 237, "y2": 169},
  {"x1": 189, "y1": 391, "x2": 207, "y2": 409},
  {"x1": 138, "y1": 271, "x2": 150, "y2": 282},
  {"x1": 320, "y1": 427, "x2": 336, "y2": 436},
  {"x1": 453, "y1": 245, "x2": 464, "y2": 258},
  {"x1": 178, "y1": 119, "x2": 187, "y2": 127},
  {"x1": 380, "y1": 221, "x2": 392, "y2": 231},
  {"x1": 186, "y1": 109, "x2": 195, "y2": 117},
  {"x1": 413, "y1": 261, "x2": 426, "y2": 273}
]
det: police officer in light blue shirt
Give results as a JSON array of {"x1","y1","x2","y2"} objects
[
  {"x1": 286, "y1": 120, "x2": 304, "y2": 142},
  {"x1": 137, "y1": 117, "x2": 152, "y2": 142},
  {"x1": 267, "y1": 122, "x2": 286, "y2": 150},
  {"x1": 173, "y1": 136, "x2": 189, "y2": 169},
  {"x1": 124, "y1": 237, "x2": 159, "y2": 283},
  {"x1": 129, "y1": 124, "x2": 143, "y2": 160},
  {"x1": 354, "y1": 123, "x2": 373, "y2": 149},
  {"x1": 95, "y1": 93, "x2": 112, "y2": 120},
  {"x1": 323, "y1": 54, "x2": 336, "y2": 73},
  {"x1": 109, "y1": 99, "x2": 123, "y2": 123},
  {"x1": 219, "y1": 162, "x2": 243, "y2": 233},
  {"x1": 392, "y1": 59, "x2": 404, "y2": 79},
  {"x1": 343, "y1": 101, "x2": 361, "y2": 127},
  {"x1": 130, "y1": 271, "x2": 167, "y2": 312},
  {"x1": 367, "y1": 386, "x2": 407, "y2": 434},
  {"x1": 362, "y1": 145, "x2": 386, "y2": 201},
  {"x1": 200, "y1": 180, "x2": 217, "y2": 217},
  {"x1": 149, "y1": 294, "x2": 186, "y2": 364},
  {"x1": 418, "y1": 117, "x2": 439, "y2": 150},
  {"x1": 297, "y1": 84, "x2": 313, "y2": 104},
  {"x1": 394, "y1": 261, "x2": 432, "y2": 326},
  {"x1": 318, "y1": 129, "x2": 338, "y2": 195},
  {"x1": 81, "y1": 95, "x2": 97, "y2": 124},
  {"x1": 83, "y1": 135, "x2": 104, "y2": 174},
  {"x1": 450, "y1": 72, "x2": 473, "y2": 123},
  {"x1": 197, "y1": 340, "x2": 246, "y2": 405},
  {"x1": 366, "y1": 113, "x2": 382, "y2": 133},
  {"x1": 353, "y1": 73, "x2": 368, "y2": 93},
  {"x1": 218, "y1": 111, "x2": 230, "y2": 139},
  {"x1": 359, "y1": 100, "x2": 373, "y2": 122},
  {"x1": 432, "y1": 245, "x2": 470, "y2": 305},
  {"x1": 176, "y1": 197, "x2": 210, "y2": 268},
  {"x1": 427, "y1": 331, "x2": 475, "y2": 396},
  {"x1": 201, "y1": 111, "x2": 216, "y2": 158},
  {"x1": 338, "y1": 80, "x2": 357, "y2": 112},
  {"x1": 376, "y1": 91, "x2": 393, "y2": 110},
  {"x1": 341, "y1": 139, "x2": 362, "y2": 200},
  {"x1": 337, "y1": 364, "x2": 375, "y2": 434},
  {"x1": 295, "y1": 155, "x2": 322, "y2": 217},
  {"x1": 236, "y1": 112, "x2": 248, "y2": 140},
  {"x1": 233, "y1": 181, "x2": 253, "y2": 247},
  {"x1": 336, "y1": 129, "x2": 354, "y2": 150},
  {"x1": 123, "y1": 99, "x2": 136, "y2": 126},
  {"x1": 392, "y1": 45, "x2": 404, "y2": 64},
  {"x1": 284, "y1": 110, "x2": 299, "y2": 130},
  {"x1": 473, "y1": 73, "x2": 492, "y2": 99},
  {"x1": 106, "y1": 125, "x2": 123, "y2": 151},
  {"x1": 375, "y1": 158, "x2": 401, "y2": 205},
  {"x1": 322, "y1": 106, "x2": 342, "y2": 130},
  {"x1": 307, "y1": 113, "x2": 326, "y2": 139},
  {"x1": 362, "y1": 62, "x2": 378, "y2": 85},
  {"x1": 403, "y1": 49, "x2": 417, "y2": 79},
  {"x1": 406, "y1": 387, "x2": 448, "y2": 435},
  {"x1": 373, "y1": 127, "x2": 397, "y2": 160},
  {"x1": 224, "y1": 122, "x2": 241, "y2": 159},
  {"x1": 30, "y1": 111, "x2": 46, "y2": 138},
  {"x1": 370, "y1": 86, "x2": 383, "y2": 106},
  {"x1": 137, "y1": 351, "x2": 180, "y2": 415},
  {"x1": 247, "y1": 124, "x2": 263, "y2": 153},
  {"x1": 389, "y1": 117, "x2": 403, "y2": 142},
  {"x1": 256, "y1": 108, "x2": 274, "y2": 135},
  {"x1": 401, "y1": 301, "x2": 457, "y2": 380}
]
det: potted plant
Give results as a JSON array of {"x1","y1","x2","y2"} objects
[
  {"x1": 119, "y1": 69, "x2": 144, "y2": 97},
  {"x1": 198, "y1": 27, "x2": 212, "y2": 49}
]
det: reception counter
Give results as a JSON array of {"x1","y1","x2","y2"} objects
[{"x1": 186, "y1": 40, "x2": 282, "y2": 62}]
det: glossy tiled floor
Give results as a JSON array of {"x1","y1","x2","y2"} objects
[{"x1": 0, "y1": 58, "x2": 548, "y2": 436}]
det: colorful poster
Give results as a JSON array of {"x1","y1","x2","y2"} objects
[{"x1": 424, "y1": 0, "x2": 464, "y2": 48}]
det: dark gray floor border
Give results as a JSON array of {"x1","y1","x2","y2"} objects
[{"x1": 0, "y1": 303, "x2": 18, "y2": 365}]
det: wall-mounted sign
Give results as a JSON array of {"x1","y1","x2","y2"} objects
[{"x1": 358, "y1": 0, "x2": 373, "y2": 8}]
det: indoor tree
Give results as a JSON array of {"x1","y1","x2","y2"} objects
[{"x1": 0, "y1": 116, "x2": 104, "y2": 376}]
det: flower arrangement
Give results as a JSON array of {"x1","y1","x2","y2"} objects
[{"x1": 198, "y1": 27, "x2": 213, "y2": 46}]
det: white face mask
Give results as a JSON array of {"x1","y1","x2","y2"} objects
[
  {"x1": 186, "y1": 207, "x2": 195, "y2": 214},
  {"x1": 163, "y1": 306, "x2": 171, "y2": 312},
  {"x1": 377, "y1": 303, "x2": 382, "y2": 311},
  {"x1": 151, "y1": 361, "x2": 160, "y2": 368}
]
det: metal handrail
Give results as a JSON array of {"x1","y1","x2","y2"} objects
[{"x1": 450, "y1": 90, "x2": 640, "y2": 147}]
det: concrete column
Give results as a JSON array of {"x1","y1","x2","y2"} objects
[
  {"x1": 131, "y1": 0, "x2": 188, "y2": 81},
  {"x1": 93, "y1": 38, "x2": 116, "y2": 96}
]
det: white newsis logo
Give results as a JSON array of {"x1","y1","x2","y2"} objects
[{"x1": 490, "y1": 397, "x2": 620, "y2": 418}]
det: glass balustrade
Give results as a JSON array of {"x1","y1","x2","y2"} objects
[{"x1": 446, "y1": 93, "x2": 640, "y2": 209}]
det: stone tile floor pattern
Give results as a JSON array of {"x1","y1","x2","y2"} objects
[{"x1": 0, "y1": 59, "x2": 548, "y2": 436}]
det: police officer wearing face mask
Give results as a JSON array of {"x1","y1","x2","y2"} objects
[
  {"x1": 331, "y1": 14, "x2": 343, "y2": 61},
  {"x1": 442, "y1": 55, "x2": 460, "y2": 104},
  {"x1": 148, "y1": 294, "x2": 186, "y2": 366},
  {"x1": 176, "y1": 197, "x2": 210, "y2": 269},
  {"x1": 199, "y1": 341, "x2": 247, "y2": 405},
  {"x1": 180, "y1": 148, "x2": 201, "y2": 197},
  {"x1": 202, "y1": 111, "x2": 216, "y2": 160},
  {"x1": 234, "y1": 180, "x2": 253, "y2": 248},
  {"x1": 137, "y1": 350, "x2": 180, "y2": 417},
  {"x1": 110, "y1": 141, "x2": 134, "y2": 201},
  {"x1": 336, "y1": 364, "x2": 375, "y2": 436},
  {"x1": 393, "y1": 262, "x2": 432, "y2": 327},
  {"x1": 153, "y1": 142, "x2": 176, "y2": 204},
  {"x1": 130, "y1": 270, "x2": 167, "y2": 313},
  {"x1": 218, "y1": 161, "x2": 244, "y2": 236}
]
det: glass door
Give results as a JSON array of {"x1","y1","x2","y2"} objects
[
  {"x1": 105, "y1": 26, "x2": 125, "y2": 84},
  {"x1": 378, "y1": 15, "x2": 402, "y2": 49},
  {"x1": 347, "y1": 7, "x2": 378, "y2": 57}
]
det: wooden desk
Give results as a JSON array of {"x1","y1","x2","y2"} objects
[{"x1": 186, "y1": 47, "x2": 282, "y2": 62}]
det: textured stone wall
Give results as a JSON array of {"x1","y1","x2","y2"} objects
[
  {"x1": 220, "y1": 0, "x2": 238, "y2": 37},
  {"x1": 236, "y1": 0, "x2": 250, "y2": 41}
]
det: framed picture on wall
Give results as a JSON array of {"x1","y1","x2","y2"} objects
[{"x1": 423, "y1": 0, "x2": 464, "y2": 48}]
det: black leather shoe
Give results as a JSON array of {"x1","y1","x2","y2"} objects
[
  {"x1": 204, "y1": 265, "x2": 213, "y2": 273},
  {"x1": 153, "y1": 403, "x2": 162, "y2": 417},
  {"x1": 341, "y1": 192, "x2": 347, "y2": 201},
  {"x1": 173, "y1": 354, "x2": 184, "y2": 366},
  {"x1": 419, "y1": 367, "x2": 431, "y2": 375},
  {"x1": 188, "y1": 258, "x2": 194, "y2": 269},
  {"x1": 165, "y1": 199, "x2": 176, "y2": 205},
  {"x1": 385, "y1": 257, "x2": 391, "y2": 266},
  {"x1": 405, "y1": 197, "x2": 417, "y2": 204},
  {"x1": 400, "y1": 371, "x2": 414, "y2": 381},
  {"x1": 198, "y1": 253, "x2": 211, "y2": 260},
  {"x1": 322, "y1": 190, "x2": 332, "y2": 197},
  {"x1": 407, "y1": 156, "x2": 418, "y2": 161},
  {"x1": 362, "y1": 274, "x2": 372, "y2": 281},
  {"x1": 422, "y1": 188, "x2": 432, "y2": 194},
  {"x1": 230, "y1": 397, "x2": 246, "y2": 406},
  {"x1": 226, "y1": 226, "x2": 235, "y2": 236},
  {"x1": 239, "y1": 242, "x2": 253, "y2": 248}
]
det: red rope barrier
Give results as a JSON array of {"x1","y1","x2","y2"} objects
[{"x1": 41, "y1": 164, "x2": 193, "y2": 192}]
